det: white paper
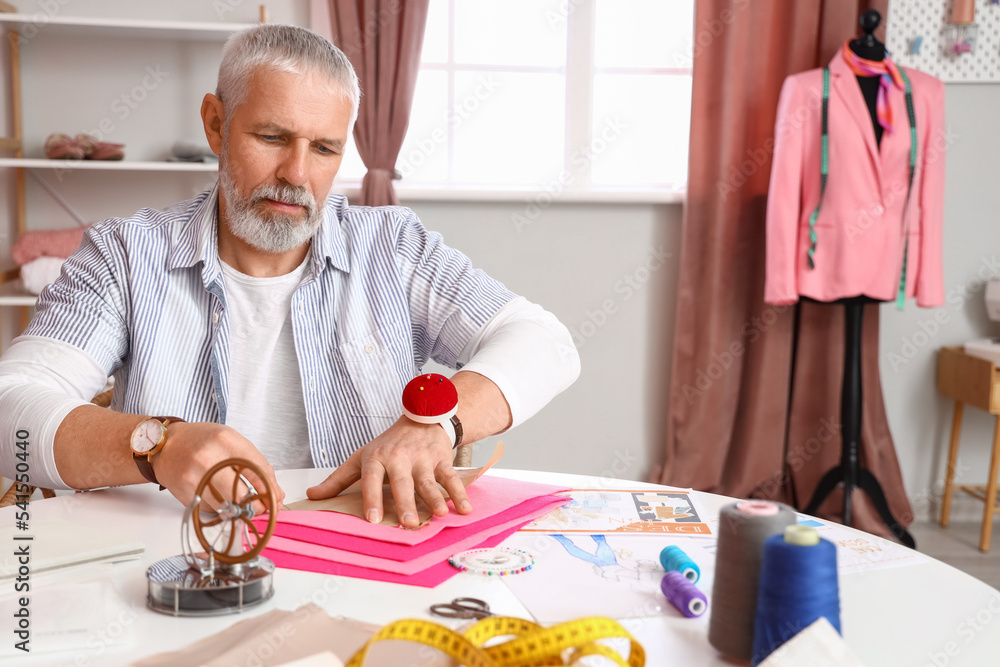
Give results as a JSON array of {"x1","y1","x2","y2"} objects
[
  {"x1": 501, "y1": 533, "x2": 714, "y2": 623},
  {"x1": 794, "y1": 516, "x2": 929, "y2": 574},
  {"x1": 0, "y1": 568, "x2": 136, "y2": 657},
  {"x1": 519, "y1": 489, "x2": 713, "y2": 537},
  {"x1": 759, "y1": 617, "x2": 866, "y2": 667},
  {"x1": 0, "y1": 517, "x2": 144, "y2": 579}
]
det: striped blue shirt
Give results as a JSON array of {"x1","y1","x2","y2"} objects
[{"x1": 22, "y1": 183, "x2": 515, "y2": 468}]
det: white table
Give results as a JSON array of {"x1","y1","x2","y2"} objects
[{"x1": 3, "y1": 468, "x2": 999, "y2": 666}]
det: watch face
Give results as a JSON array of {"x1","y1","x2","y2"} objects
[{"x1": 131, "y1": 419, "x2": 165, "y2": 454}]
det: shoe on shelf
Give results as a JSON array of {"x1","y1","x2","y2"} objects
[
  {"x1": 76, "y1": 133, "x2": 125, "y2": 161},
  {"x1": 44, "y1": 133, "x2": 86, "y2": 159}
]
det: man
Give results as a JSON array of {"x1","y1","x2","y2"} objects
[{"x1": 0, "y1": 25, "x2": 579, "y2": 527}]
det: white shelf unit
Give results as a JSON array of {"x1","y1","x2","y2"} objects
[
  {"x1": 0, "y1": 14, "x2": 255, "y2": 41},
  {"x1": 0, "y1": 280, "x2": 37, "y2": 307},
  {"x1": 0, "y1": 11, "x2": 262, "y2": 347},
  {"x1": 0, "y1": 158, "x2": 219, "y2": 171}
]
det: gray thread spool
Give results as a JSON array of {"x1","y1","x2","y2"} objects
[{"x1": 708, "y1": 500, "x2": 797, "y2": 662}]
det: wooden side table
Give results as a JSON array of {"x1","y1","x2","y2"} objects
[{"x1": 937, "y1": 346, "x2": 1000, "y2": 552}]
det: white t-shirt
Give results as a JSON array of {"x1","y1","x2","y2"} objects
[{"x1": 220, "y1": 258, "x2": 313, "y2": 469}]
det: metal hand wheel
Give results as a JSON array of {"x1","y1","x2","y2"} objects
[{"x1": 190, "y1": 458, "x2": 277, "y2": 565}]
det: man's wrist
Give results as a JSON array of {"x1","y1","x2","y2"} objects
[{"x1": 130, "y1": 416, "x2": 185, "y2": 490}]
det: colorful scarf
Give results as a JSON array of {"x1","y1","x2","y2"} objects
[{"x1": 841, "y1": 40, "x2": 905, "y2": 134}]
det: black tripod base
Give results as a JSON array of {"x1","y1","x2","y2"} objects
[{"x1": 804, "y1": 465, "x2": 916, "y2": 549}]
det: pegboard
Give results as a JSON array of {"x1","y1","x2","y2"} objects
[{"x1": 887, "y1": 0, "x2": 1000, "y2": 82}]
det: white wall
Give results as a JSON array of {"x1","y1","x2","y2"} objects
[
  {"x1": 408, "y1": 199, "x2": 680, "y2": 481},
  {"x1": 1, "y1": 1, "x2": 998, "y2": 509},
  {"x1": 879, "y1": 83, "x2": 1000, "y2": 521}
]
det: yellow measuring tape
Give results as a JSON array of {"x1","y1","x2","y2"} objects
[{"x1": 345, "y1": 615, "x2": 644, "y2": 667}]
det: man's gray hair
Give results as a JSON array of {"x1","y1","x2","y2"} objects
[{"x1": 216, "y1": 23, "x2": 360, "y2": 130}]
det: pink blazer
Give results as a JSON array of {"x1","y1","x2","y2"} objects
[{"x1": 765, "y1": 53, "x2": 945, "y2": 307}]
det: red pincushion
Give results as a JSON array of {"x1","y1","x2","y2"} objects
[{"x1": 402, "y1": 373, "x2": 458, "y2": 423}]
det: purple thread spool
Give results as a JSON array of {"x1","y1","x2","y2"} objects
[{"x1": 661, "y1": 570, "x2": 708, "y2": 618}]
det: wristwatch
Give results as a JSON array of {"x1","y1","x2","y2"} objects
[
  {"x1": 402, "y1": 373, "x2": 464, "y2": 448},
  {"x1": 129, "y1": 416, "x2": 184, "y2": 489}
]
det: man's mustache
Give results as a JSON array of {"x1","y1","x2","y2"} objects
[{"x1": 250, "y1": 184, "x2": 315, "y2": 212}]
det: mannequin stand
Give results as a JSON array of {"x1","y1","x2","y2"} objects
[{"x1": 803, "y1": 299, "x2": 916, "y2": 549}]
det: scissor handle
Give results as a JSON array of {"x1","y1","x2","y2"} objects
[{"x1": 430, "y1": 597, "x2": 491, "y2": 619}]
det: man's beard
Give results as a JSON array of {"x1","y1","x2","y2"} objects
[{"x1": 218, "y1": 145, "x2": 323, "y2": 254}]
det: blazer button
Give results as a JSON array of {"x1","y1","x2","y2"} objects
[{"x1": 872, "y1": 204, "x2": 885, "y2": 216}]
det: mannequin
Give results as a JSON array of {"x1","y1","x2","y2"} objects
[{"x1": 800, "y1": 10, "x2": 915, "y2": 548}]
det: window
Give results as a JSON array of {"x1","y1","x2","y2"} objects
[{"x1": 337, "y1": 0, "x2": 694, "y2": 196}]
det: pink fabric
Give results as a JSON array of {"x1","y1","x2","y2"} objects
[
  {"x1": 329, "y1": 0, "x2": 429, "y2": 206},
  {"x1": 267, "y1": 476, "x2": 569, "y2": 545},
  {"x1": 265, "y1": 496, "x2": 566, "y2": 575},
  {"x1": 264, "y1": 493, "x2": 567, "y2": 559},
  {"x1": 765, "y1": 53, "x2": 946, "y2": 307},
  {"x1": 12, "y1": 226, "x2": 88, "y2": 266},
  {"x1": 264, "y1": 524, "x2": 523, "y2": 587}
]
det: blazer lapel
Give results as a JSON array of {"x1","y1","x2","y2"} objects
[{"x1": 829, "y1": 54, "x2": 882, "y2": 187}]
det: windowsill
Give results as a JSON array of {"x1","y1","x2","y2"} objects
[{"x1": 329, "y1": 182, "x2": 685, "y2": 205}]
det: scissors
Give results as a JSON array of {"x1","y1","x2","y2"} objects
[{"x1": 429, "y1": 597, "x2": 493, "y2": 620}]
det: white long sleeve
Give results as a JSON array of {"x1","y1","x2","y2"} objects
[
  {"x1": 456, "y1": 296, "x2": 581, "y2": 429},
  {"x1": 0, "y1": 336, "x2": 110, "y2": 489}
]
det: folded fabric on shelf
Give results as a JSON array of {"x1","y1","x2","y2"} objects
[
  {"x1": 11, "y1": 225, "x2": 88, "y2": 265},
  {"x1": 21, "y1": 256, "x2": 66, "y2": 294}
]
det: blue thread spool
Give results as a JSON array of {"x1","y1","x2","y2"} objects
[
  {"x1": 659, "y1": 545, "x2": 700, "y2": 583},
  {"x1": 751, "y1": 525, "x2": 840, "y2": 666},
  {"x1": 660, "y1": 570, "x2": 707, "y2": 618}
]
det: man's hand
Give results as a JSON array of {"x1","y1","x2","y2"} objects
[
  {"x1": 306, "y1": 416, "x2": 471, "y2": 528},
  {"x1": 153, "y1": 422, "x2": 285, "y2": 513}
]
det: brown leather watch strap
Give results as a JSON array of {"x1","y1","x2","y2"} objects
[
  {"x1": 133, "y1": 457, "x2": 161, "y2": 488},
  {"x1": 133, "y1": 416, "x2": 185, "y2": 490},
  {"x1": 450, "y1": 414, "x2": 464, "y2": 448}
]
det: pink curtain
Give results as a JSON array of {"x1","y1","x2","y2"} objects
[
  {"x1": 653, "y1": 0, "x2": 914, "y2": 539},
  {"x1": 328, "y1": 1, "x2": 429, "y2": 205}
]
